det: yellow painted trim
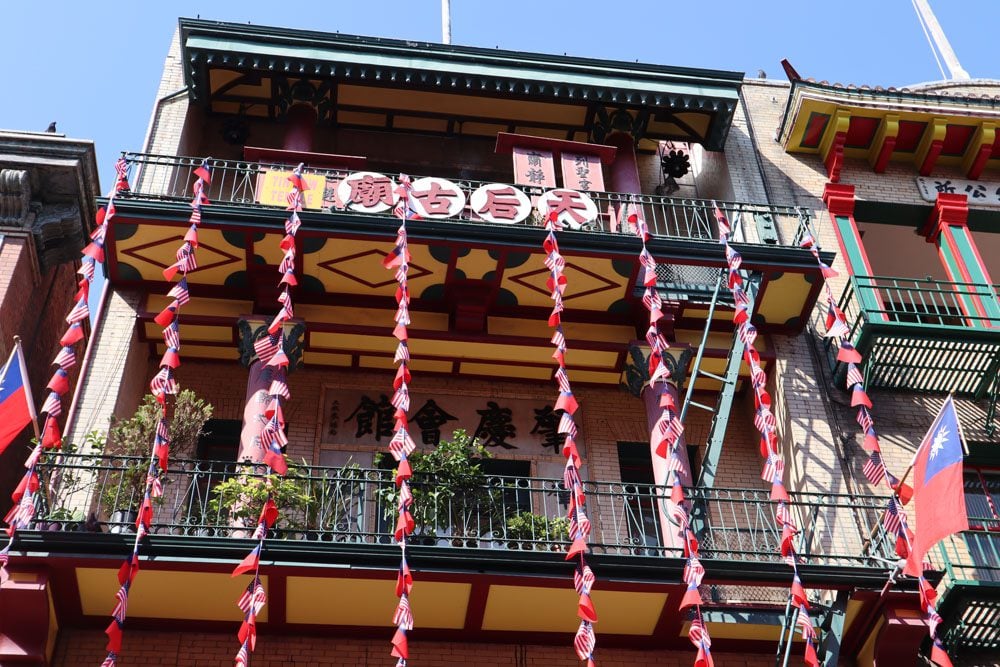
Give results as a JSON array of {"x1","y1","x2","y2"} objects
[
  {"x1": 915, "y1": 117, "x2": 948, "y2": 168},
  {"x1": 76, "y1": 568, "x2": 269, "y2": 621},
  {"x1": 481, "y1": 585, "x2": 666, "y2": 634},
  {"x1": 867, "y1": 113, "x2": 900, "y2": 168},
  {"x1": 46, "y1": 587, "x2": 58, "y2": 663},
  {"x1": 285, "y1": 577, "x2": 470, "y2": 628},
  {"x1": 818, "y1": 109, "x2": 851, "y2": 162},
  {"x1": 962, "y1": 122, "x2": 996, "y2": 174},
  {"x1": 857, "y1": 614, "x2": 884, "y2": 666}
]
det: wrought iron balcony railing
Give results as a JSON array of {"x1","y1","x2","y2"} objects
[
  {"x1": 117, "y1": 152, "x2": 813, "y2": 247},
  {"x1": 833, "y1": 275, "x2": 1000, "y2": 433},
  {"x1": 31, "y1": 455, "x2": 897, "y2": 570},
  {"x1": 935, "y1": 529, "x2": 1000, "y2": 651}
]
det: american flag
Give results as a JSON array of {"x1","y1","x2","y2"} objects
[
  {"x1": 574, "y1": 562, "x2": 596, "y2": 595},
  {"x1": 856, "y1": 407, "x2": 874, "y2": 433},
  {"x1": 638, "y1": 249, "x2": 657, "y2": 286},
  {"x1": 726, "y1": 245, "x2": 742, "y2": 271},
  {"x1": 53, "y1": 346, "x2": 76, "y2": 370},
  {"x1": 65, "y1": 298, "x2": 89, "y2": 325},
  {"x1": 394, "y1": 341, "x2": 410, "y2": 364},
  {"x1": 112, "y1": 584, "x2": 128, "y2": 622},
  {"x1": 754, "y1": 407, "x2": 775, "y2": 433},
  {"x1": 149, "y1": 367, "x2": 176, "y2": 398},
  {"x1": 796, "y1": 605, "x2": 816, "y2": 640},
  {"x1": 391, "y1": 385, "x2": 410, "y2": 413},
  {"x1": 573, "y1": 621, "x2": 595, "y2": 660},
  {"x1": 285, "y1": 211, "x2": 301, "y2": 236},
  {"x1": 79, "y1": 257, "x2": 96, "y2": 281},
  {"x1": 41, "y1": 392, "x2": 62, "y2": 417},
  {"x1": 846, "y1": 363, "x2": 864, "y2": 388},
  {"x1": 279, "y1": 248, "x2": 295, "y2": 275},
  {"x1": 738, "y1": 323, "x2": 758, "y2": 347},
  {"x1": 713, "y1": 202, "x2": 731, "y2": 238},
  {"x1": 883, "y1": 498, "x2": 902, "y2": 535},
  {"x1": 544, "y1": 249, "x2": 566, "y2": 273},
  {"x1": 167, "y1": 278, "x2": 190, "y2": 306},
  {"x1": 762, "y1": 453, "x2": 785, "y2": 484},
  {"x1": 393, "y1": 594, "x2": 414, "y2": 630},
  {"x1": 163, "y1": 322, "x2": 180, "y2": 351},
  {"x1": 554, "y1": 367, "x2": 571, "y2": 393},
  {"x1": 863, "y1": 451, "x2": 886, "y2": 485},
  {"x1": 254, "y1": 332, "x2": 281, "y2": 364},
  {"x1": 234, "y1": 641, "x2": 249, "y2": 667},
  {"x1": 688, "y1": 617, "x2": 710, "y2": 648},
  {"x1": 389, "y1": 427, "x2": 415, "y2": 460},
  {"x1": 642, "y1": 289, "x2": 663, "y2": 317},
  {"x1": 100, "y1": 652, "x2": 117, "y2": 667},
  {"x1": 825, "y1": 300, "x2": 851, "y2": 338},
  {"x1": 237, "y1": 579, "x2": 267, "y2": 616},
  {"x1": 557, "y1": 412, "x2": 578, "y2": 437},
  {"x1": 268, "y1": 376, "x2": 290, "y2": 400},
  {"x1": 683, "y1": 556, "x2": 705, "y2": 587},
  {"x1": 188, "y1": 207, "x2": 202, "y2": 227}
]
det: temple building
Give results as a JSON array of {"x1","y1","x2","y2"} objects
[{"x1": 1, "y1": 17, "x2": 998, "y2": 666}]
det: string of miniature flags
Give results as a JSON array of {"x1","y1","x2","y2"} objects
[
  {"x1": 99, "y1": 158, "x2": 211, "y2": 666},
  {"x1": 0, "y1": 158, "x2": 130, "y2": 585},
  {"x1": 714, "y1": 203, "x2": 820, "y2": 667},
  {"x1": 228, "y1": 164, "x2": 306, "y2": 666},
  {"x1": 382, "y1": 175, "x2": 418, "y2": 666},
  {"x1": 541, "y1": 206, "x2": 597, "y2": 666},
  {"x1": 627, "y1": 203, "x2": 712, "y2": 667},
  {"x1": 800, "y1": 232, "x2": 953, "y2": 666}
]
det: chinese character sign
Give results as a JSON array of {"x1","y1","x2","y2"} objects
[
  {"x1": 512, "y1": 147, "x2": 556, "y2": 187},
  {"x1": 561, "y1": 153, "x2": 604, "y2": 192},
  {"x1": 257, "y1": 170, "x2": 326, "y2": 209},
  {"x1": 409, "y1": 177, "x2": 467, "y2": 219},
  {"x1": 537, "y1": 188, "x2": 599, "y2": 230},
  {"x1": 337, "y1": 171, "x2": 400, "y2": 213},
  {"x1": 469, "y1": 183, "x2": 533, "y2": 223},
  {"x1": 916, "y1": 176, "x2": 1000, "y2": 207},
  {"x1": 320, "y1": 388, "x2": 583, "y2": 454}
]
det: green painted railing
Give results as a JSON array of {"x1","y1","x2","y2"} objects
[
  {"x1": 937, "y1": 529, "x2": 1000, "y2": 651},
  {"x1": 833, "y1": 275, "x2": 1000, "y2": 433}
]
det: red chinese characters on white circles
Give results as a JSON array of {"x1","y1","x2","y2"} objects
[
  {"x1": 537, "y1": 188, "x2": 598, "y2": 230},
  {"x1": 469, "y1": 183, "x2": 533, "y2": 224},
  {"x1": 337, "y1": 171, "x2": 400, "y2": 213},
  {"x1": 408, "y1": 177, "x2": 467, "y2": 219}
]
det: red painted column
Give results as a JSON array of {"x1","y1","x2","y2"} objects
[
  {"x1": 822, "y1": 183, "x2": 887, "y2": 321},
  {"x1": 238, "y1": 361, "x2": 271, "y2": 463},
  {"x1": 643, "y1": 380, "x2": 690, "y2": 550},
  {"x1": 921, "y1": 193, "x2": 1000, "y2": 328},
  {"x1": 605, "y1": 131, "x2": 642, "y2": 195},
  {"x1": 283, "y1": 104, "x2": 318, "y2": 153}
]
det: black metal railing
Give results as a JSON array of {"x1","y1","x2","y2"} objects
[
  {"x1": 119, "y1": 152, "x2": 813, "y2": 247},
  {"x1": 31, "y1": 455, "x2": 897, "y2": 568}
]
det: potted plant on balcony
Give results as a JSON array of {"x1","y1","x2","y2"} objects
[
  {"x1": 207, "y1": 460, "x2": 313, "y2": 539},
  {"x1": 504, "y1": 511, "x2": 570, "y2": 551},
  {"x1": 374, "y1": 429, "x2": 496, "y2": 547},
  {"x1": 306, "y1": 460, "x2": 366, "y2": 542},
  {"x1": 102, "y1": 390, "x2": 213, "y2": 533}
]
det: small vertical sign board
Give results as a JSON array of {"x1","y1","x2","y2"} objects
[
  {"x1": 511, "y1": 147, "x2": 556, "y2": 188},
  {"x1": 560, "y1": 152, "x2": 604, "y2": 192}
]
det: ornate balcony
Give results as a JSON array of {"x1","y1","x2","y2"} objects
[
  {"x1": 834, "y1": 275, "x2": 1000, "y2": 433},
  {"x1": 32, "y1": 455, "x2": 896, "y2": 574}
]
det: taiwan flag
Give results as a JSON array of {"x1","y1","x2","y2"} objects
[
  {"x1": 0, "y1": 345, "x2": 37, "y2": 455},
  {"x1": 904, "y1": 396, "x2": 969, "y2": 577}
]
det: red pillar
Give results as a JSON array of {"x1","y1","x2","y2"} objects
[
  {"x1": 605, "y1": 131, "x2": 642, "y2": 195},
  {"x1": 642, "y1": 380, "x2": 691, "y2": 550},
  {"x1": 238, "y1": 361, "x2": 271, "y2": 463},
  {"x1": 283, "y1": 104, "x2": 318, "y2": 153}
]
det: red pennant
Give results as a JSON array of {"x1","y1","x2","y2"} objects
[
  {"x1": 393, "y1": 364, "x2": 411, "y2": 389},
  {"x1": 395, "y1": 458, "x2": 412, "y2": 484},
  {"x1": 136, "y1": 497, "x2": 153, "y2": 531},
  {"x1": 791, "y1": 578, "x2": 809, "y2": 609},
  {"x1": 679, "y1": 585, "x2": 702, "y2": 610},
  {"x1": 390, "y1": 628, "x2": 408, "y2": 659},
  {"x1": 280, "y1": 234, "x2": 295, "y2": 251},
  {"x1": 930, "y1": 643, "x2": 953, "y2": 667},
  {"x1": 694, "y1": 645, "x2": 714, "y2": 667},
  {"x1": 780, "y1": 524, "x2": 795, "y2": 558},
  {"x1": 82, "y1": 241, "x2": 105, "y2": 263},
  {"x1": 154, "y1": 442, "x2": 169, "y2": 471},
  {"x1": 12, "y1": 472, "x2": 39, "y2": 503},
  {"x1": 577, "y1": 593, "x2": 598, "y2": 622},
  {"x1": 919, "y1": 577, "x2": 938, "y2": 610},
  {"x1": 554, "y1": 392, "x2": 578, "y2": 415},
  {"x1": 393, "y1": 322, "x2": 409, "y2": 341},
  {"x1": 396, "y1": 563, "x2": 413, "y2": 597},
  {"x1": 659, "y1": 390, "x2": 676, "y2": 411},
  {"x1": 394, "y1": 511, "x2": 415, "y2": 540},
  {"x1": 837, "y1": 344, "x2": 863, "y2": 364},
  {"x1": 770, "y1": 482, "x2": 789, "y2": 502},
  {"x1": 105, "y1": 620, "x2": 123, "y2": 653},
  {"x1": 565, "y1": 537, "x2": 589, "y2": 560},
  {"x1": 263, "y1": 450, "x2": 288, "y2": 475},
  {"x1": 194, "y1": 165, "x2": 212, "y2": 184},
  {"x1": 154, "y1": 303, "x2": 177, "y2": 327},
  {"x1": 851, "y1": 387, "x2": 872, "y2": 408},
  {"x1": 671, "y1": 482, "x2": 685, "y2": 505},
  {"x1": 42, "y1": 416, "x2": 62, "y2": 449},
  {"x1": 238, "y1": 617, "x2": 257, "y2": 651},
  {"x1": 279, "y1": 271, "x2": 298, "y2": 287},
  {"x1": 231, "y1": 547, "x2": 261, "y2": 578},
  {"x1": 562, "y1": 437, "x2": 582, "y2": 469},
  {"x1": 894, "y1": 480, "x2": 914, "y2": 505},
  {"x1": 684, "y1": 532, "x2": 699, "y2": 558},
  {"x1": 160, "y1": 348, "x2": 180, "y2": 369},
  {"x1": 96, "y1": 206, "x2": 107, "y2": 226},
  {"x1": 863, "y1": 431, "x2": 880, "y2": 452},
  {"x1": 117, "y1": 558, "x2": 139, "y2": 585},
  {"x1": 60, "y1": 324, "x2": 84, "y2": 347},
  {"x1": 803, "y1": 639, "x2": 819, "y2": 667},
  {"x1": 259, "y1": 499, "x2": 279, "y2": 529}
]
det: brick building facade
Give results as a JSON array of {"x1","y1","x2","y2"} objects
[{"x1": 2, "y1": 17, "x2": 999, "y2": 667}]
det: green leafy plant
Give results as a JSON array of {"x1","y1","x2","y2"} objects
[
  {"x1": 102, "y1": 391, "x2": 213, "y2": 514},
  {"x1": 207, "y1": 462, "x2": 313, "y2": 534},
  {"x1": 505, "y1": 511, "x2": 570, "y2": 547},
  {"x1": 375, "y1": 429, "x2": 495, "y2": 540}
]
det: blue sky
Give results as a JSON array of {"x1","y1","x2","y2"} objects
[{"x1": 1, "y1": 0, "x2": 997, "y2": 191}]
